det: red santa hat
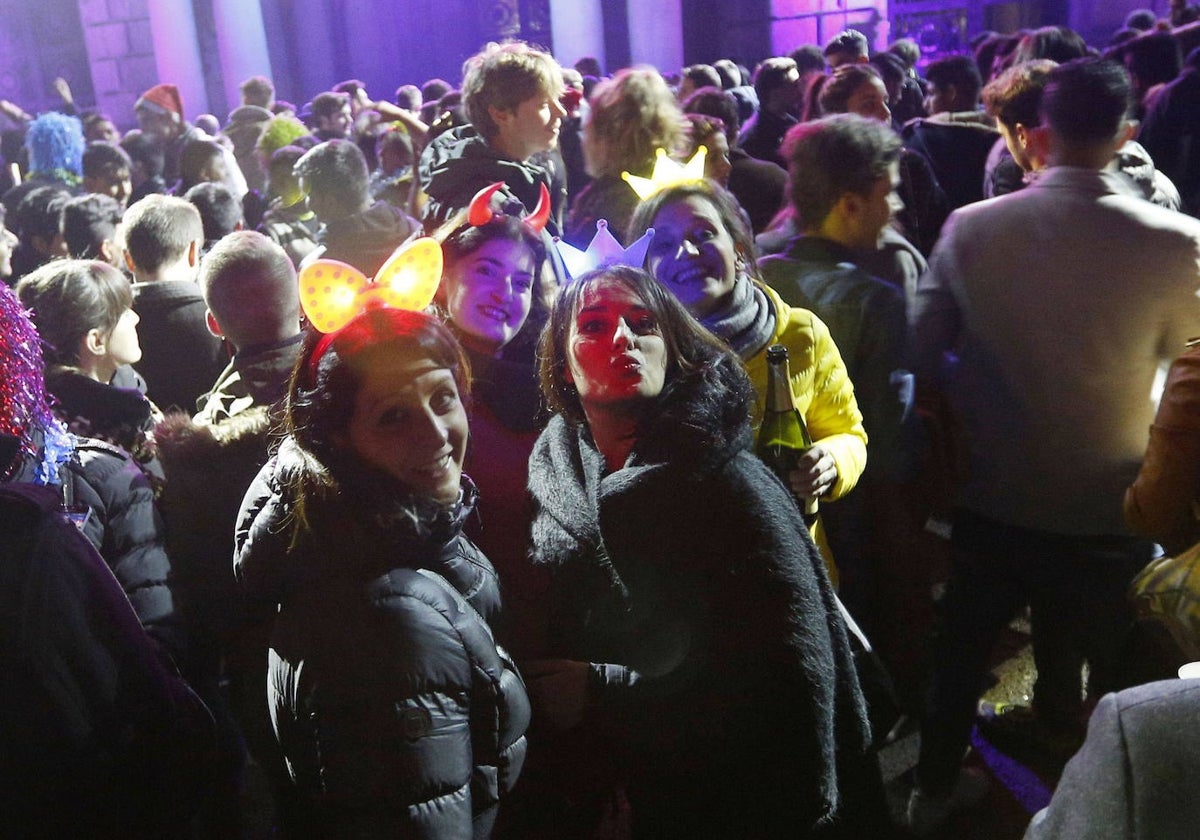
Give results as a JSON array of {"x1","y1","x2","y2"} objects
[{"x1": 135, "y1": 84, "x2": 184, "y2": 121}]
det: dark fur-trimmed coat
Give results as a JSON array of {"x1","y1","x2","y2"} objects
[
  {"x1": 527, "y1": 355, "x2": 871, "y2": 838},
  {"x1": 156, "y1": 406, "x2": 275, "y2": 651}
]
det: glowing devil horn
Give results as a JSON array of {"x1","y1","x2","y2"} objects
[
  {"x1": 525, "y1": 182, "x2": 551, "y2": 233},
  {"x1": 468, "y1": 181, "x2": 505, "y2": 226}
]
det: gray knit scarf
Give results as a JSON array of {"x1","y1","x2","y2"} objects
[{"x1": 699, "y1": 276, "x2": 776, "y2": 361}]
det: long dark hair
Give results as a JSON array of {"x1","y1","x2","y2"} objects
[
  {"x1": 538, "y1": 265, "x2": 752, "y2": 453},
  {"x1": 281, "y1": 308, "x2": 471, "y2": 539}
]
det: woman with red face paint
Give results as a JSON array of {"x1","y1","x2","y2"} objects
[
  {"x1": 234, "y1": 304, "x2": 530, "y2": 838},
  {"x1": 433, "y1": 193, "x2": 553, "y2": 661},
  {"x1": 523, "y1": 265, "x2": 877, "y2": 839}
]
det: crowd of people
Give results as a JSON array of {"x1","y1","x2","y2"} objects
[{"x1": 3, "y1": 8, "x2": 1200, "y2": 838}]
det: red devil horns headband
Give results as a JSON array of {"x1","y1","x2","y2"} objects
[{"x1": 467, "y1": 181, "x2": 551, "y2": 232}]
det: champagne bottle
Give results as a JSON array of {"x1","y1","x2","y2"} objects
[{"x1": 756, "y1": 344, "x2": 819, "y2": 525}]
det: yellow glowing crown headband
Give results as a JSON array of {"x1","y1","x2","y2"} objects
[{"x1": 621, "y1": 146, "x2": 708, "y2": 200}]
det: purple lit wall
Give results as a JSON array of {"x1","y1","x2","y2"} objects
[
  {"x1": 770, "y1": 0, "x2": 889, "y2": 54},
  {"x1": 0, "y1": 0, "x2": 1187, "y2": 132}
]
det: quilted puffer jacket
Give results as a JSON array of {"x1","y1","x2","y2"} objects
[{"x1": 234, "y1": 438, "x2": 529, "y2": 838}]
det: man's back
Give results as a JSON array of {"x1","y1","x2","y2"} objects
[
  {"x1": 132, "y1": 280, "x2": 227, "y2": 413},
  {"x1": 1025, "y1": 677, "x2": 1200, "y2": 840},
  {"x1": 1138, "y1": 67, "x2": 1200, "y2": 215},
  {"x1": 912, "y1": 166, "x2": 1200, "y2": 533},
  {"x1": 901, "y1": 117, "x2": 998, "y2": 210}
]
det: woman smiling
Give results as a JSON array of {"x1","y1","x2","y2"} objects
[
  {"x1": 628, "y1": 182, "x2": 868, "y2": 541},
  {"x1": 434, "y1": 208, "x2": 552, "y2": 659},
  {"x1": 235, "y1": 307, "x2": 529, "y2": 837}
]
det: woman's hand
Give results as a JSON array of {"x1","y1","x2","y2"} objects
[
  {"x1": 788, "y1": 443, "x2": 838, "y2": 499},
  {"x1": 523, "y1": 658, "x2": 590, "y2": 730}
]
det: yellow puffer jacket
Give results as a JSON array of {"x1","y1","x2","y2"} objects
[
  {"x1": 745, "y1": 282, "x2": 868, "y2": 500},
  {"x1": 745, "y1": 283, "x2": 868, "y2": 582}
]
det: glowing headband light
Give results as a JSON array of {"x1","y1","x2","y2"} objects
[
  {"x1": 298, "y1": 237, "x2": 443, "y2": 379},
  {"x1": 555, "y1": 220, "x2": 655, "y2": 279},
  {"x1": 621, "y1": 146, "x2": 708, "y2": 201}
]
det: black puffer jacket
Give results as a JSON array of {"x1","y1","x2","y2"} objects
[
  {"x1": 67, "y1": 437, "x2": 183, "y2": 666},
  {"x1": 45, "y1": 366, "x2": 163, "y2": 483},
  {"x1": 234, "y1": 438, "x2": 529, "y2": 838},
  {"x1": 12, "y1": 432, "x2": 183, "y2": 667},
  {"x1": 419, "y1": 125, "x2": 565, "y2": 236}
]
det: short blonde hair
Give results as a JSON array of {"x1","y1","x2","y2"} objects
[
  {"x1": 462, "y1": 40, "x2": 563, "y2": 139},
  {"x1": 583, "y1": 67, "x2": 685, "y2": 179}
]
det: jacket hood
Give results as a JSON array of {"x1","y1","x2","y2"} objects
[
  {"x1": 320, "y1": 201, "x2": 420, "y2": 275},
  {"x1": 418, "y1": 126, "x2": 561, "y2": 234},
  {"x1": 235, "y1": 436, "x2": 480, "y2": 602},
  {"x1": 1116, "y1": 139, "x2": 1182, "y2": 209},
  {"x1": 236, "y1": 336, "x2": 303, "y2": 407},
  {"x1": 420, "y1": 127, "x2": 546, "y2": 200},
  {"x1": 157, "y1": 406, "x2": 272, "y2": 469},
  {"x1": 46, "y1": 367, "x2": 153, "y2": 435}
]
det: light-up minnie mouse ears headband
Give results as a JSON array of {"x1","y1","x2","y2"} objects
[{"x1": 298, "y1": 237, "x2": 443, "y2": 381}]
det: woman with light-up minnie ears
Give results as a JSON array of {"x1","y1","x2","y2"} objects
[{"x1": 234, "y1": 240, "x2": 530, "y2": 838}]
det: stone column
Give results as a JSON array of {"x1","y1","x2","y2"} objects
[
  {"x1": 146, "y1": 0, "x2": 208, "y2": 118},
  {"x1": 77, "y1": 0, "x2": 158, "y2": 130},
  {"x1": 626, "y1": 0, "x2": 684, "y2": 74},
  {"x1": 211, "y1": 0, "x2": 273, "y2": 115},
  {"x1": 550, "y1": 0, "x2": 606, "y2": 69}
]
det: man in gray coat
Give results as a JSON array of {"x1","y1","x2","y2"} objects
[
  {"x1": 1025, "y1": 678, "x2": 1200, "y2": 840},
  {"x1": 907, "y1": 57, "x2": 1200, "y2": 834}
]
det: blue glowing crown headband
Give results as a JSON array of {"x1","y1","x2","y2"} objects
[{"x1": 555, "y1": 221, "x2": 655, "y2": 279}]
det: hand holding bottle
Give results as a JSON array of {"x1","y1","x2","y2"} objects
[
  {"x1": 757, "y1": 344, "x2": 827, "y2": 524},
  {"x1": 787, "y1": 443, "x2": 838, "y2": 499}
]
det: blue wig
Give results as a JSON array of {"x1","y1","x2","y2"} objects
[{"x1": 25, "y1": 112, "x2": 85, "y2": 177}]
